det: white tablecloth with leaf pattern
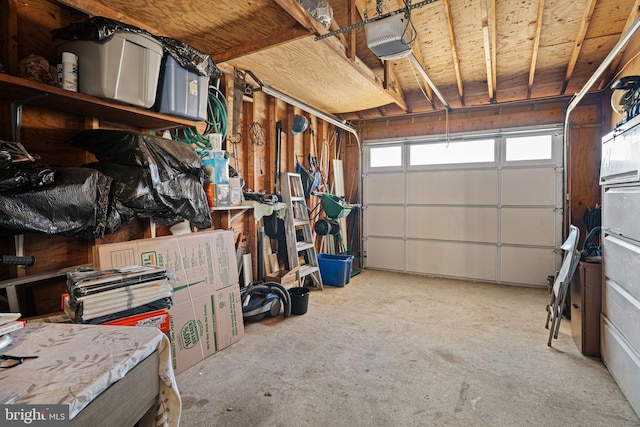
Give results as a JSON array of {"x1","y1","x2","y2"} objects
[{"x1": 0, "y1": 322, "x2": 180, "y2": 426}]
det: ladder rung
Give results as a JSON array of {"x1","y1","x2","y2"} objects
[
  {"x1": 293, "y1": 219, "x2": 310, "y2": 226},
  {"x1": 291, "y1": 196, "x2": 305, "y2": 202},
  {"x1": 296, "y1": 241, "x2": 315, "y2": 251},
  {"x1": 299, "y1": 264, "x2": 319, "y2": 277}
]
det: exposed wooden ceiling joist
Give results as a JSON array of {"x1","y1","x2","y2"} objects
[
  {"x1": 409, "y1": 45, "x2": 435, "y2": 109},
  {"x1": 479, "y1": 0, "x2": 496, "y2": 102},
  {"x1": 528, "y1": 0, "x2": 545, "y2": 99},
  {"x1": 346, "y1": 0, "x2": 357, "y2": 60},
  {"x1": 442, "y1": 0, "x2": 464, "y2": 106},
  {"x1": 393, "y1": 0, "x2": 434, "y2": 109},
  {"x1": 561, "y1": 0, "x2": 598, "y2": 94}
]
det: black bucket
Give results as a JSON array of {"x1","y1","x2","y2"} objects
[{"x1": 289, "y1": 287, "x2": 310, "y2": 315}]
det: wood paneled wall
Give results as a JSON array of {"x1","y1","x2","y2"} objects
[{"x1": 0, "y1": 0, "x2": 337, "y2": 315}]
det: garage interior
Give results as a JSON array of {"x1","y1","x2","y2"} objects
[{"x1": 1, "y1": 0, "x2": 640, "y2": 425}]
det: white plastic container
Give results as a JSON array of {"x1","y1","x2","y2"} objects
[
  {"x1": 60, "y1": 52, "x2": 78, "y2": 92},
  {"x1": 58, "y1": 32, "x2": 163, "y2": 108}
]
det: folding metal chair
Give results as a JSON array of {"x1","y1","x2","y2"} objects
[{"x1": 545, "y1": 225, "x2": 581, "y2": 347}]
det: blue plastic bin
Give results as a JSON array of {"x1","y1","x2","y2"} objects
[
  {"x1": 154, "y1": 55, "x2": 208, "y2": 121},
  {"x1": 317, "y1": 254, "x2": 353, "y2": 287}
]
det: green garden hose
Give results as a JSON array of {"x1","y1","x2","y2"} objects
[{"x1": 172, "y1": 83, "x2": 229, "y2": 158}]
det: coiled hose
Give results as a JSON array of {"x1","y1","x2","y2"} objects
[{"x1": 171, "y1": 83, "x2": 229, "y2": 158}]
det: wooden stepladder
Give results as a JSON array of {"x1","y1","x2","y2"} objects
[{"x1": 280, "y1": 172, "x2": 323, "y2": 289}]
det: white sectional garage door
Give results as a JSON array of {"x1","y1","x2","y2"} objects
[{"x1": 363, "y1": 128, "x2": 564, "y2": 287}]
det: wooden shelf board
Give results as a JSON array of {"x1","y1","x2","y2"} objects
[{"x1": 0, "y1": 73, "x2": 197, "y2": 129}]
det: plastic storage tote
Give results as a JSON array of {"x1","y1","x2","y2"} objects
[
  {"x1": 58, "y1": 32, "x2": 163, "y2": 108},
  {"x1": 154, "y1": 55, "x2": 209, "y2": 121},
  {"x1": 317, "y1": 254, "x2": 353, "y2": 287}
]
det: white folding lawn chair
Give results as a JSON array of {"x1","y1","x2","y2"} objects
[{"x1": 545, "y1": 224, "x2": 581, "y2": 347}]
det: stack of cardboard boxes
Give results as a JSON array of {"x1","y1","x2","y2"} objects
[{"x1": 94, "y1": 229, "x2": 244, "y2": 374}]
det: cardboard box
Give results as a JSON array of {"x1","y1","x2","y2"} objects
[
  {"x1": 167, "y1": 284, "x2": 244, "y2": 374},
  {"x1": 94, "y1": 230, "x2": 244, "y2": 374},
  {"x1": 168, "y1": 296, "x2": 217, "y2": 374},
  {"x1": 94, "y1": 230, "x2": 239, "y2": 302},
  {"x1": 213, "y1": 286, "x2": 244, "y2": 351}
]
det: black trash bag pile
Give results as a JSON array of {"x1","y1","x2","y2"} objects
[
  {"x1": 156, "y1": 36, "x2": 221, "y2": 77},
  {"x1": 0, "y1": 166, "x2": 112, "y2": 239},
  {"x1": 0, "y1": 161, "x2": 56, "y2": 192},
  {"x1": 51, "y1": 16, "x2": 220, "y2": 77},
  {"x1": 69, "y1": 130, "x2": 212, "y2": 229},
  {"x1": 0, "y1": 141, "x2": 56, "y2": 192},
  {"x1": 0, "y1": 149, "x2": 11, "y2": 169}
]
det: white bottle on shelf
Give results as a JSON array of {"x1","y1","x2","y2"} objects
[{"x1": 60, "y1": 52, "x2": 78, "y2": 92}]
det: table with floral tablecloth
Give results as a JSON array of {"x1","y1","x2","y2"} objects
[{"x1": 0, "y1": 322, "x2": 181, "y2": 426}]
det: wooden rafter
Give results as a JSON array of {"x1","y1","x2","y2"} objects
[
  {"x1": 392, "y1": 0, "x2": 434, "y2": 109},
  {"x1": 346, "y1": 0, "x2": 357, "y2": 60},
  {"x1": 528, "y1": 0, "x2": 545, "y2": 99},
  {"x1": 489, "y1": 0, "x2": 496, "y2": 100},
  {"x1": 443, "y1": 0, "x2": 464, "y2": 105},
  {"x1": 409, "y1": 43, "x2": 435, "y2": 109},
  {"x1": 479, "y1": 0, "x2": 496, "y2": 101},
  {"x1": 561, "y1": 0, "x2": 597, "y2": 94}
]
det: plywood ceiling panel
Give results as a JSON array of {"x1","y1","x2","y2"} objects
[
  {"x1": 62, "y1": 0, "x2": 296, "y2": 54},
  {"x1": 56, "y1": 0, "x2": 640, "y2": 119},
  {"x1": 227, "y1": 36, "x2": 397, "y2": 114}
]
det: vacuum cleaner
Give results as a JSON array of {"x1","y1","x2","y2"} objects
[{"x1": 240, "y1": 281, "x2": 291, "y2": 323}]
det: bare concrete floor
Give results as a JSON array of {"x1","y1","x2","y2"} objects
[{"x1": 176, "y1": 270, "x2": 640, "y2": 427}]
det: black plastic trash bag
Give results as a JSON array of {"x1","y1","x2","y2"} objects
[
  {"x1": 156, "y1": 36, "x2": 220, "y2": 77},
  {"x1": 0, "y1": 162, "x2": 56, "y2": 192},
  {"x1": 51, "y1": 16, "x2": 220, "y2": 77},
  {"x1": 69, "y1": 129, "x2": 204, "y2": 180},
  {"x1": 0, "y1": 150, "x2": 11, "y2": 170},
  {"x1": 51, "y1": 16, "x2": 150, "y2": 42},
  {"x1": 71, "y1": 130, "x2": 211, "y2": 229},
  {"x1": 86, "y1": 162, "x2": 211, "y2": 229},
  {"x1": 0, "y1": 166, "x2": 111, "y2": 238}
]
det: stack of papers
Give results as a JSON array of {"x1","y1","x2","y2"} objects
[
  {"x1": 65, "y1": 266, "x2": 173, "y2": 324},
  {"x1": 0, "y1": 313, "x2": 24, "y2": 336}
]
